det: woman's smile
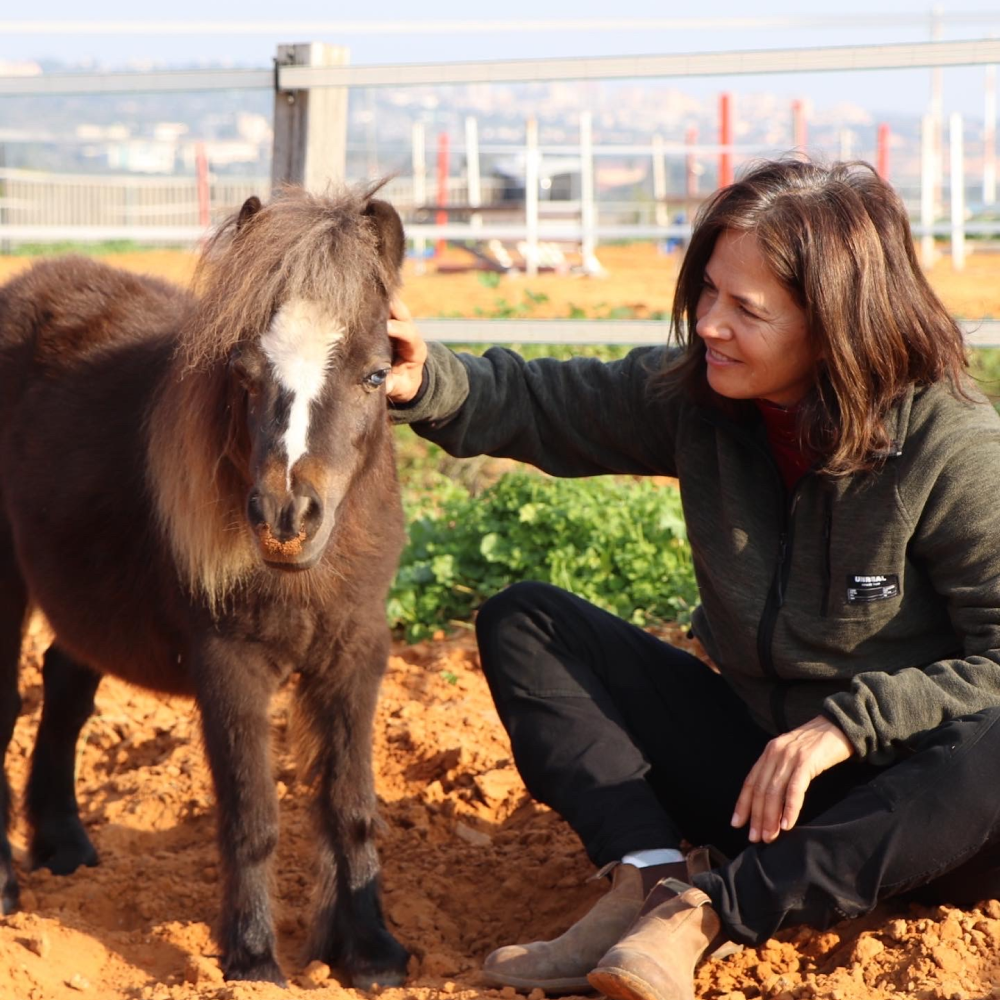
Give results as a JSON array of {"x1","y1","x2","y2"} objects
[{"x1": 704, "y1": 346, "x2": 741, "y2": 366}]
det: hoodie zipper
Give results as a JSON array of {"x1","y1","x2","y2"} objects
[
  {"x1": 754, "y1": 466, "x2": 807, "y2": 734},
  {"x1": 821, "y1": 494, "x2": 833, "y2": 618},
  {"x1": 695, "y1": 407, "x2": 811, "y2": 733}
]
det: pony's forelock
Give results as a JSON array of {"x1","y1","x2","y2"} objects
[{"x1": 182, "y1": 185, "x2": 400, "y2": 372}]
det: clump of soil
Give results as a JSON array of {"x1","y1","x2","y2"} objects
[{"x1": 2, "y1": 616, "x2": 1000, "y2": 1000}]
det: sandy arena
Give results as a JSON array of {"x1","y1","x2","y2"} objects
[{"x1": 0, "y1": 245, "x2": 999, "y2": 999}]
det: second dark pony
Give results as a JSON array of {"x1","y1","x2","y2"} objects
[{"x1": 0, "y1": 187, "x2": 409, "y2": 986}]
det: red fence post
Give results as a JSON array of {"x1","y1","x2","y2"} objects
[
  {"x1": 877, "y1": 123, "x2": 891, "y2": 181},
  {"x1": 719, "y1": 93, "x2": 733, "y2": 189},
  {"x1": 195, "y1": 141, "x2": 210, "y2": 228},
  {"x1": 792, "y1": 99, "x2": 807, "y2": 152},
  {"x1": 435, "y1": 132, "x2": 450, "y2": 257}
]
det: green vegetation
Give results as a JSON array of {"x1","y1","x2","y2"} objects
[
  {"x1": 5, "y1": 240, "x2": 149, "y2": 257},
  {"x1": 970, "y1": 347, "x2": 1000, "y2": 410},
  {"x1": 465, "y1": 287, "x2": 670, "y2": 323},
  {"x1": 388, "y1": 470, "x2": 696, "y2": 642}
]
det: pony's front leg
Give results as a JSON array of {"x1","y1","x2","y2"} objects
[
  {"x1": 26, "y1": 646, "x2": 101, "y2": 875},
  {"x1": 297, "y1": 651, "x2": 409, "y2": 989},
  {"x1": 193, "y1": 636, "x2": 284, "y2": 986},
  {"x1": 0, "y1": 559, "x2": 26, "y2": 914}
]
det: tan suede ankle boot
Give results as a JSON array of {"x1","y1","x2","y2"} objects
[
  {"x1": 481, "y1": 861, "x2": 683, "y2": 994},
  {"x1": 587, "y1": 879, "x2": 728, "y2": 1000}
]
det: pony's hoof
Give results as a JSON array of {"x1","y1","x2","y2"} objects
[
  {"x1": 348, "y1": 932, "x2": 411, "y2": 990},
  {"x1": 31, "y1": 824, "x2": 99, "y2": 875},
  {"x1": 224, "y1": 954, "x2": 287, "y2": 986},
  {"x1": 1, "y1": 878, "x2": 19, "y2": 916}
]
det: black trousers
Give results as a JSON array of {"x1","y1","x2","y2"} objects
[{"x1": 476, "y1": 581, "x2": 1000, "y2": 945}]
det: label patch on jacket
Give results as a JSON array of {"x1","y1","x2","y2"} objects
[{"x1": 846, "y1": 574, "x2": 900, "y2": 604}]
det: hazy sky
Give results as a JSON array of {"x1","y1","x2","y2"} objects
[{"x1": 3, "y1": 0, "x2": 999, "y2": 118}]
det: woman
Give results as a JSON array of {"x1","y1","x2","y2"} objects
[{"x1": 386, "y1": 159, "x2": 1000, "y2": 1000}]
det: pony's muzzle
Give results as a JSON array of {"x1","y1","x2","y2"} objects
[{"x1": 247, "y1": 484, "x2": 326, "y2": 567}]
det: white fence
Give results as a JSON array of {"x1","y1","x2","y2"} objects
[
  {"x1": 0, "y1": 36, "x2": 998, "y2": 274},
  {"x1": 0, "y1": 169, "x2": 512, "y2": 242}
]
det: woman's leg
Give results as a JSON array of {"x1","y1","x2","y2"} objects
[
  {"x1": 476, "y1": 581, "x2": 770, "y2": 866},
  {"x1": 589, "y1": 710, "x2": 1000, "y2": 1000},
  {"x1": 696, "y1": 707, "x2": 1000, "y2": 944},
  {"x1": 477, "y1": 581, "x2": 770, "y2": 991}
]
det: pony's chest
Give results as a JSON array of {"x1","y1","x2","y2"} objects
[{"x1": 229, "y1": 602, "x2": 324, "y2": 669}]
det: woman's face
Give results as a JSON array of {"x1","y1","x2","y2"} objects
[{"x1": 695, "y1": 229, "x2": 818, "y2": 407}]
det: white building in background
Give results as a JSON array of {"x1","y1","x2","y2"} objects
[
  {"x1": 0, "y1": 60, "x2": 41, "y2": 77},
  {"x1": 106, "y1": 140, "x2": 177, "y2": 174}
]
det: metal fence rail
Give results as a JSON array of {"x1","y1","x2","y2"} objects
[
  {"x1": 420, "y1": 319, "x2": 1000, "y2": 348},
  {"x1": 2, "y1": 37, "x2": 1000, "y2": 96}
]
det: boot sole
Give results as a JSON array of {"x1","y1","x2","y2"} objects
[{"x1": 587, "y1": 966, "x2": 660, "y2": 1000}]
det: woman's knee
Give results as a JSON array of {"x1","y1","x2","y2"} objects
[
  {"x1": 476, "y1": 581, "x2": 565, "y2": 646},
  {"x1": 475, "y1": 581, "x2": 578, "y2": 688}
]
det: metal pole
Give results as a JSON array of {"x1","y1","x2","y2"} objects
[
  {"x1": 921, "y1": 113, "x2": 936, "y2": 268},
  {"x1": 411, "y1": 121, "x2": 427, "y2": 274},
  {"x1": 839, "y1": 128, "x2": 853, "y2": 161},
  {"x1": 950, "y1": 112, "x2": 966, "y2": 272},
  {"x1": 985, "y1": 63, "x2": 997, "y2": 206},
  {"x1": 930, "y1": 6, "x2": 944, "y2": 216},
  {"x1": 365, "y1": 88, "x2": 378, "y2": 178},
  {"x1": 525, "y1": 116, "x2": 540, "y2": 278},
  {"x1": 652, "y1": 133, "x2": 668, "y2": 227},
  {"x1": 465, "y1": 115, "x2": 482, "y2": 230},
  {"x1": 579, "y1": 110, "x2": 601, "y2": 275},
  {"x1": 271, "y1": 42, "x2": 349, "y2": 191},
  {"x1": 685, "y1": 126, "x2": 699, "y2": 210}
]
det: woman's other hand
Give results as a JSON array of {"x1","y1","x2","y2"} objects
[
  {"x1": 386, "y1": 296, "x2": 428, "y2": 404},
  {"x1": 731, "y1": 715, "x2": 854, "y2": 844}
]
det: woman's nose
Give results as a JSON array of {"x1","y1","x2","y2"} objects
[{"x1": 697, "y1": 302, "x2": 732, "y2": 341}]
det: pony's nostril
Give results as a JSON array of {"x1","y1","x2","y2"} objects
[
  {"x1": 247, "y1": 492, "x2": 265, "y2": 525},
  {"x1": 304, "y1": 498, "x2": 323, "y2": 525}
]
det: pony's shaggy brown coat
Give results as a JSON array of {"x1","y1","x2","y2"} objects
[{"x1": 0, "y1": 186, "x2": 410, "y2": 988}]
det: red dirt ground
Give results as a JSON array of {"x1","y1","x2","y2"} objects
[
  {"x1": 0, "y1": 243, "x2": 997, "y2": 320},
  {"x1": 2, "y1": 616, "x2": 1000, "y2": 1000}
]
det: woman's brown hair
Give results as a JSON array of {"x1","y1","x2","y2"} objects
[{"x1": 663, "y1": 158, "x2": 969, "y2": 475}]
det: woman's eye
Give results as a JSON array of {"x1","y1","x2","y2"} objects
[{"x1": 363, "y1": 367, "x2": 391, "y2": 390}]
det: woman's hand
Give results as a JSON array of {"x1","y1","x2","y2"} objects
[
  {"x1": 731, "y1": 715, "x2": 854, "y2": 844},
  {"x1": 386, "y1": 296, "x2": 428, "y2": 404}
]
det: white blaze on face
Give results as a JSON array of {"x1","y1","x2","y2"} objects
[{"x1": 260, "y1": 299, "x2": 344, "y2": 480}]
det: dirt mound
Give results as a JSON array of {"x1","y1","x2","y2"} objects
[{"x1": 1, "y1": 617, "x2": 998, "y2": 1000}]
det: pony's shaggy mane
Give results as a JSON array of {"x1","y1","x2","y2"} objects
[
  {"x1": 148, "y1": 183, "x2": 400, "y2": 608},
  {"x1": 181, "y1": 183, "x2": 401, "y2": 371}
]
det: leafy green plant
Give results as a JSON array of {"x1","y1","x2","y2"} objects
[
  {"x1": 7, "y1": 239, "x2": 147, "y2": 257},
  {"x1": 970, "y1": 347, "x2": 1000, "y2": 411},
  {"x1": 476, "y1": 270, "x2": 502, "y2": 289},
  {"x1": 388, "y1": 472, "x2": 697, "y2": 641}
]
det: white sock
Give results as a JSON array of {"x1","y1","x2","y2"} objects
[{"x1": 621, "y1": 848, "x2": 685, "y2": 868}]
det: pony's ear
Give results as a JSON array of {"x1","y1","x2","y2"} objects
[
  {"x1": 362, "y1": 198, "x2": 405, "y2": 275},
  {"x1": 237, "y1": 196, "x2": 262, "y2": 231}
]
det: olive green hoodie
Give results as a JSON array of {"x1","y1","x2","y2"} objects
[{"x1": 392, "y1": 342, "x2": 1000, "y2": 764}]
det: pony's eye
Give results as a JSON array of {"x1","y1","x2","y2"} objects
[{"x1": 363, "y1": 367, "x2": 391, "y2": 390}]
